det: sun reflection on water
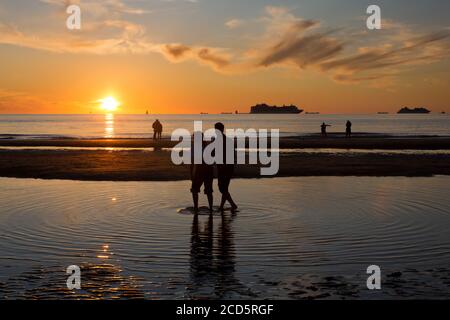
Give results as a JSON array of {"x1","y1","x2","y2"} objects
[
  {"x1": 97, "y1": 244, "x2": 112, "y2": 259},
  {"x1": 104, "y1": 113, "x2": 115, "y2": 138}
]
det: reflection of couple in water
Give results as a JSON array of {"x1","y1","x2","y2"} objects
[
  {"x1": 190, "y1": 122, "x2": 238, "y2": 213},
  {"x1": 189, "y1": 210, "x2": 248, "y2": 298}
]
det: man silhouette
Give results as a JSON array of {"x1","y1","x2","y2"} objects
[
  {"x1": 346, "y1": 120, "x2": 352, "y2": 138},
  {"x1": 321, "y1": 122, "x2": 331, "y2": 137},
  {"x1": 215, "y1": 123, "x2": 238, "y2": 212}
]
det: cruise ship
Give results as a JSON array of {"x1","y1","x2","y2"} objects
[
  {"x1": 398, "y1": 107, "x2": 431, "y2": 114},
  {"x1": 250, "y1": 103, "x2": 303, "y2": 114}
]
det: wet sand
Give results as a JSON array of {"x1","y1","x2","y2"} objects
[
  {"x1": 2, "y1": 135, "x2": 450, "y2": 150},
  {"x1": 1, "y1": 136, "x2": 450, "y2": 181},
  {"x1": 0, "y1": 149, "x2": 450, "y2": 181}
]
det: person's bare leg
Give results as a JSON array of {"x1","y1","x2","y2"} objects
[
  {"x1": 219, "y1": 194, "x2": 227, "y2": 211},
  {"x1": 192, "y1": 193, "x2": 199, "y2": 212},
  {"x1": 227, "y1": 193, "x2": 238, "y2": 210},
  {"x1": 206, "y1": 193, "x2": 213, "y2": 212}
]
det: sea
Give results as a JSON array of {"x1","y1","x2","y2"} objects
[
  {"x1": 0, "y1": 114, "x2": 449, "y2": 139},
  {"x1": 1, "y1": 176, "x2": 450, "y2": 299}
]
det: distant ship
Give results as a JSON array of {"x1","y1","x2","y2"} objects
[
  {"x1": 398, "y1": 107, "x2": 431, "y2": 114},
  {"x1": 377, "y1": 112, "x2": 389, "y2": 114},
  {"x1": 250, "y1": 103, "x2": 303, "y2": 114},
  {"x1": 306, "y1": 112, "x2": 320, "y2": 115}
]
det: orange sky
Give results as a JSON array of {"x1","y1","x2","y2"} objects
[{"x1": 0, "y1": 1, "x2": 449, "y2": 114}]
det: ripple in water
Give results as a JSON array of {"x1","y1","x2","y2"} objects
[{"x1": 0, "y1": 177, "x2": 450, "y2": 299}]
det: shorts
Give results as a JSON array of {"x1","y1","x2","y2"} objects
[{"x1": 191, "y1": 165, "x2": 214, "y2": 194}]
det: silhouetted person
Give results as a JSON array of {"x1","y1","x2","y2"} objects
[
  {"x1": 215, "y1": 122, "x2": 238, "y2": 212},
  {"x1": 152, "y1": 119, "x2": 161, "y2": 140},
  {"x1": 346, "y1": 120, "x2": 352, "y2": 138},
  {"x1": 191, "y1": 133, "x2": 214, "y2": 212},
  {"x1": 157, "y1": 121, "x2": 163, "y2": 140},
  {"x1": 321, "y1": 122, "x2": 331, "y2": 137}
]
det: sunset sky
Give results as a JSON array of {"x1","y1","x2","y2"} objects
[{"x1": 0, "y1": 0, "x2": 449, "y2": 114}]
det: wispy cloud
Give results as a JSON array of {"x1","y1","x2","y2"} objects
[
  {"x1": 1, "y1": 4, "x2": 449, "y2": 84},
  {"x1": 225, "y1": 19, "x2": 244, "y2": 29},
  {"x1": 320, "y1": 30, "x2": 450, "y2": 82},
  {"x1": 161, "y1": 44, "x2": 231, "y2": 71},
  {"x1": 40, "y1": 0, "x2": 151, "y2": 16},
  {"x1": 250, "y1": 6, "x2": 450, "y2": 84}
]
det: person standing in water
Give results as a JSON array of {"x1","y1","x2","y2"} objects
[
  {"x1": 346, "y1": 120, "x2": 352, "y2": 138},
  {"x1": 157, "y1": 121, "x2": 163, "y2": 140},
  {"x1": 190, "y1": 133, "x2": 214, "y2": 213},
  {"x1": 321, "y1": 122, "x2": 331, "y2": 137},
  {"x1": 152, "y1": 119, "x2": 160, "y2": 140},
  {"x1": 215, "y1": 122, "x2": 238, "y2": 212},
  {"x1": 152, "y1": 119, "x2": 163, "y2": 140}
]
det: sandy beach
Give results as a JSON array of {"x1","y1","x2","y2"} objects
[{"x1": 1, "y1": 136, "x2": 450, "y2": 181}]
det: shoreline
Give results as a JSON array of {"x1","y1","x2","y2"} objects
[{"x1": 2, "y1": 135, "x2": 450, "y2": 150}]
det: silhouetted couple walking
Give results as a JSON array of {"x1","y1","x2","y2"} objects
[{"x1": 190, "y1": 122, "x2": 238, "y2": 213}]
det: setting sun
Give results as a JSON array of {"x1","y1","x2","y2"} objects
[{"x1": 99, "y1": 97, "x2": 120, "y2": 112}]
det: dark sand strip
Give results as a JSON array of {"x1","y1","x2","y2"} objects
[
  {"x1": 2, "y1": 135, "x2": 450, "y2": 150},
  {"x1": 1, "y1": 149, "x2": 450, "y2": 181}
]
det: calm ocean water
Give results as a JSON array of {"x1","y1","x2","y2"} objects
[
  {"x1": 1, "y1": 177, "x2": 449, "y2": 299},
  {"x1": 0, "y1": 114, "x2": 449, "y2": 139}
]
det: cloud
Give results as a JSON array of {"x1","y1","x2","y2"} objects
[
  {"x1": 0, "y1": 20, "x2": 156, "y2": 54},
  {"x1": 1, "y1": 4, "x2": 449, "y2": 83},
  {"x1": 40, "y1": 0, "x2": 151, "y2": 16},
  {"x1": 162, "y1": 44, "x2": 231, "y2": 70},
  {"x1": 162, "y1": 44, "x2": 192, "y2": 60},
  {"x1": 320, "y1": 30, "x2": 450, "y2": 82},
  {"x1": 225, "y1": 19, "x2": 244, "y2": 29},
  {"x1": 197, "y1": 48, "x2": 230, "y2": 68},
  {"x1": 257, "y1": 23, "x2": 343, "y2": 68},
  {"x1": 250, "y1": 6, "x2": 450, "y2": 84}
]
